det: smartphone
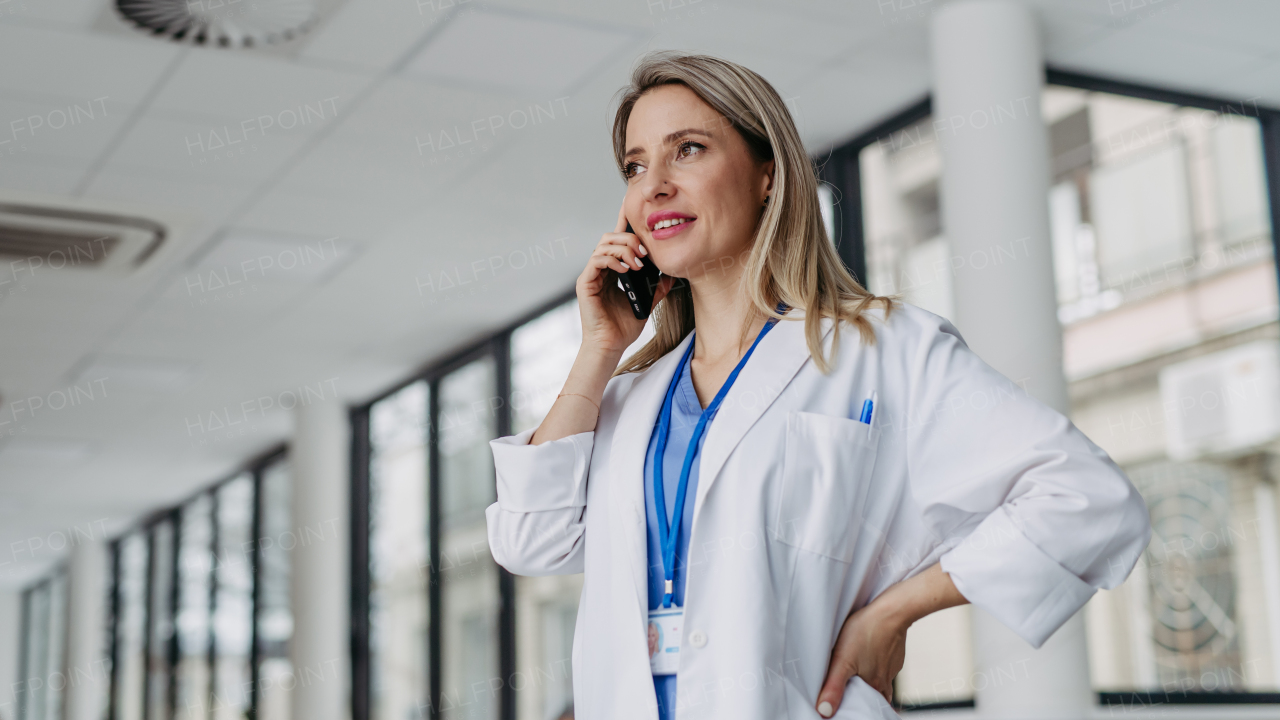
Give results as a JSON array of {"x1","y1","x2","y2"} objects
[{"x1": 618, "y1": 222, "x2": 662, "y2": 320}]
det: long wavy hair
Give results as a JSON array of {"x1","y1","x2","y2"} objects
[{"x1": 610, "y1": 52, "x2": 897, "y2": 376}]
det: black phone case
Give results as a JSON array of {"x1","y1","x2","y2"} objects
[{"x1": 618, "y1": 222, "x2": 661, "y2": 319}]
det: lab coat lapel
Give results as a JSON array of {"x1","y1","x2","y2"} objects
[
  {"x1": 693, "y1": 311, "x2": 834, "y2": 519},
  {"x1": 607, "y1": 331, "x2": 695, "y2": 621}
]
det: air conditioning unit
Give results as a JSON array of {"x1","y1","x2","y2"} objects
[
  {"x1": 0, "y1": 202, "x2": 165, "y2": 273},
  {"x1": 1160, "y1": 340, "x2": 1280, "y2": 461}
]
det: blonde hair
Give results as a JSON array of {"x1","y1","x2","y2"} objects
[{"x1": 610, "y1": 52, "x2": 896, "y2": 376}]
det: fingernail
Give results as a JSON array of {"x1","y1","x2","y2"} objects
[
  {"x1": 635, "y1": 259, "x2": 644, "y2": 268},
  {"x1": 638, "y1": 244, "x2": 648, "y2": 256},
  {"x1": 817, "y1": 701, "x2": 833, "y2": 718}
]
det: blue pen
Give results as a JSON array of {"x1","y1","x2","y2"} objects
[{"x1": 859, "y1": 391, "x2": 877, "y2": 426}]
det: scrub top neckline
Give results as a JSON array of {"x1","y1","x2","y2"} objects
[{"x1": 674, "y1": 361, "x2": 703, "y2": 415}]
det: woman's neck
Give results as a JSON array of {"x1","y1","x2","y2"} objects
[{"x1": 687, "y1": 263, "x2": 766, "y2": 366}]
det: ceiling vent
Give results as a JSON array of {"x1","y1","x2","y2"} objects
[
  {"x1": 115, "y1": 0, "x2": 318, "y2": 47},
  {"x1": 0, "y1": 203, "x2": 165, "y2": 273}
]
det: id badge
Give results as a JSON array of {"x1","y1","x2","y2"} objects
[{"x1": 647, "y1": 606, "x2": 683, "y2": 675}]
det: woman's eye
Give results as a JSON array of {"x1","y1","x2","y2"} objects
[
  {"x1": 623, "y1": 162, "x2": 645, "y2": 179},
  {"x1": 677, "y1": 141, "x2": 705, "y2": 159}
]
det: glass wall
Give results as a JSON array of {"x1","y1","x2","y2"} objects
[
  {"x1": 212, "y1": 476, "x2": 254, "y2": 720},
  {"x1": 438, "y1": 355, "x2": 502, "y2": 720},
  {"x1": 257, "y1": 460, "x2": 294, "y2": 720},
  {"x1": 368, "y1": 381, "x2": 429, "y2": 720},
  {"x1": 114, "y1": 532, "x2": 150, "y2": 720},
  {"x1": 148, "y1": 519, "x2": 177, "y2": 720},
  {"x1": 857, "y1": 84, "x2": 1280, "y2": 703},
  {"x1": 18, "y1": 569, "x2": 68, "y2": 720},
  {"x1": 355, "y1": 298, "x2": 659, "y2": 720},
  {"x1": 176, "y1": 495, "x2": 213, "y2": 720},
  {"x1": 107, "y1": 451, "x2": 291, "y2": 720},
  {"x1": 510, "y1": 301, "x2": 585, "y2": 720}
]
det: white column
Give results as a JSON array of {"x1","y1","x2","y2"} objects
[
  {"x1": 931, "y1": 2, "x2": 1092, "y2": 718},
  {"x1": 291, "y1": 397, "x2": 350, "y2": 720},
  {"x1": 63, "y1": 539, "x2": 108, "y2": 720},
  {"x1": 0, "y1": 588, "x2": 20, "y2": 720}
]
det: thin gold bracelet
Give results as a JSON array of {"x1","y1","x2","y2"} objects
[{"x1": 558, "y1": 392, "x2": 600, "y2": 414}]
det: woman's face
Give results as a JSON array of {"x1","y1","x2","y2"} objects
[{"x1": 622, "y1": 83, "x2": 774, "y2": 283}]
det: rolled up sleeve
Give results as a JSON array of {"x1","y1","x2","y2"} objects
[
  {"x1": 485, "y1": 428, "x2": 595, "y2": 576},
  {"x1": 905, "y1": 314, "x2": 1152, "y2": 648}
]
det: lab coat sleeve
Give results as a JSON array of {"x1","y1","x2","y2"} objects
[
  {"x1": 484, "y1": 427, "x2": 594, "y2": 576},
  {"x1": 904, "y1": 313, "x2": 1152, "y2": 649}
]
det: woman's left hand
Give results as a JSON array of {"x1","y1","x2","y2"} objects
[
  {"x1": 815, "y1": 598, "x2": 908, "y2": 716},
  {"x1": 815, "y1": 563, "x2": 968, "y2": 717}
]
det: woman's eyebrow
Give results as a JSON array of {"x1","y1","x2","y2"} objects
[{"x1": 624, "y1": 128, "x2": 716, "y2": 159}]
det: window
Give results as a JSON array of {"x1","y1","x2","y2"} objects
[
  {"x1": 107, "y1": 451, "x2": 290, "y2": 720},
  {"x1": 368, "y1": 381, "x2": 429, "y2": 720},
  {"x1": 113, "y1": 532, "x2": 149, "y2": 720},
  {"x1": 854, "y1": 81, "x2": 1280, "y2": 705},
  {"x1": 256, "y1": 459, "x2": 294, "y2": 720},
  {"x1": 1046, "y1": 87, "x2": 1280, "y2": 699},
  {"x1": 511, "y1": 301, "x2": 585, "y2": 720},
  {"x1": 438, "y1": 355, "x2": 502, "y2": 720},
  {"x1": 212, "y1": 476, "x2": 254, "y2": 719},
  {"x1": 18, "y1": 569, "x2": 68, "y2": 720},
  {"x1": 176, "y1": 496, "x2": 213, "y2": 720},
  {"x1": 148, "y1": 519, "x2": 177, "y2": 719}
]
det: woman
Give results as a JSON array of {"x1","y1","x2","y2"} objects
[{"x1": 485, "y1": 52, "x2": 1150, "y2": 719}]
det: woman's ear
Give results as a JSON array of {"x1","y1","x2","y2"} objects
[{"x1": 761, "y1": 159, "x2": 775, "y2": 201}]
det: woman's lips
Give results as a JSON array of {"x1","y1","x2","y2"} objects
[{"x1": 651, "y1": 218, "x2": 695, "y2": 240}]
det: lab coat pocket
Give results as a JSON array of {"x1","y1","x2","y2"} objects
[{"x1": 775, "y1": 410, "x2": 881, "y2": 563}]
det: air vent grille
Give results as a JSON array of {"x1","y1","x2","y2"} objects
[{"x1": 0, "y1": 203, "x2": 164, "y2": 272}]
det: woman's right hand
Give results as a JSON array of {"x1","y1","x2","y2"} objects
[{"x1": 576, "y1": 201, "x2": 674, "y2": 361}]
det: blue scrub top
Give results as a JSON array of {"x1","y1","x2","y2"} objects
[{"x1": 643, "y1": 355, "x2": 710, "y2": 720}]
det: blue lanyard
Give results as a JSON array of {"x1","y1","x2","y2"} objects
[{"x1": 653, "y1": 309, "x2": 783, "y2": 608}]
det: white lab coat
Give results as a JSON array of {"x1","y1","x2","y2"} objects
[{"x1": 485, "y1": 302, "x2": 1151, "y2": 720}]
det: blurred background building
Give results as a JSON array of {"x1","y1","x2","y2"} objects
[{"x1": 2, "y1": 1, "x2": 1280, "y2": 720}]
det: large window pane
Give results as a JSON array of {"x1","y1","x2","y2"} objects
[
  {"x1": 438, "y1": 357, "x2": 501, "y2": 720},
  {"x1": 860, "y1": 116, "x2": 953, "y2": 322},
  {"x1": 45, "y1": 574, "x2": 68, "y2": 720},
  {"x1": 114, "y1": 533, "x2": 149, "y2": 720},
  {"x1": 859, "y1": 86, "x2": 1280, "y2": 701},
  {"x1": 213, "y1": 476, "x2": 254, "y2": 719},
  {"x1": 369, "y1": 381, "x2": 429, "y2": 720},
  {"x1": 258, "y1": 459, "x2": 294, "y2": 720},
  {"x1": 176, "y1": 495, "x2": 213, "y2": 720},
  {"x1": 20, "y1": 580, "x2": 53, "y2": 720},
  {"x1": 1046, "y1": 88, "x2": 1279, "y2": 696},
  {"x1": 511, "y1": 301, "x2": 582, "y2": 435},
  {"x1": 148, "y1": 520, "x2": 176, "y2": 720},
  {"x1": 510, "y1": 302, "x2": 585, "y2": 720}
]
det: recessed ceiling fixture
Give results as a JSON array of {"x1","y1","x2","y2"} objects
[
  {"x1": 115, "y1": 0, "x2": 318, "y2": 48},
  {"x1": 0, "y1": 203, "x2": 165, "y2": 273}
]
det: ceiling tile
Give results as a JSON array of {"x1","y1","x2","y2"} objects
[
  {"x1": 148, "y1": 46, "x2": 374, "y2": 122},
  {"x1": 0, "y1": 95, "x2": 131, "y2": 161},
  {"x1": 99, "y1": 112, "x2": 313, "y2": 185},
  {"x1": 401, "y1": 7, "x2": 640, "y2": 97},
  {"x1": 0, "y1": 23, "x2": 179, "y2": 105},
  {"x1": 300, "y1": 0, "x2": 436, "y2": 72}
]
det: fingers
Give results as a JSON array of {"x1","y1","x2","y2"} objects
[
  {"x1": 596, "y1": 242, "x2": 644, "y2": 271},
  {"x1": 588, "y1": 252, "x2": 632, "y2": 275},
  {"x1": 816, "y1": 662, "x2": 851, "y2": 718},
  {"x1": 615, "y1": 199, "x2": 629, "y2": 234}
]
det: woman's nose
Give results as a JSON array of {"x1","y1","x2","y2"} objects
[{"x1": 639, "y1": 164, "x2": 672, "y2": 200}]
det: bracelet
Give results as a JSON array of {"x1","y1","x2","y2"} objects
[{"x1": 558, "y1": 392, "x2": 600, "y2": 414}]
